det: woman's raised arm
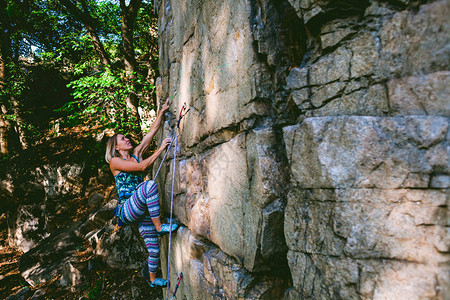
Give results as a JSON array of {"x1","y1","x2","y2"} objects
[{"x1": 134, "y1": 99, "x2": 170, "y2": 159}]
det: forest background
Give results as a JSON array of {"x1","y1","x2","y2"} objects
[
  {"x1": 0, "y1": 1, "x2": 161, "y2": 297},
  {"x1": 0, "y1": 0, "x2": 159, "y2": 160}
]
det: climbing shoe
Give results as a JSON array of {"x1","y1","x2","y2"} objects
[
  {"x1": 156, "y1": 222, "x2": 179, "y2": 237},
  {"x1": 150, "y1": 278, "x2": 168, "y2": 288}
]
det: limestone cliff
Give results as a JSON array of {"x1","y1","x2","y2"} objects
[{"x1": 155, "y1": 0, "x2": 449, "y2": 299}]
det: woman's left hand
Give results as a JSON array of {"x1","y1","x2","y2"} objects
[{"x1": 161, "y1": 98, "x2": 170, "y2": 112}]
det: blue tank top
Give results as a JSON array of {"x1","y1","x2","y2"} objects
[{"x1": 114, "y1": 154, "x2": 144, "y2": 204}]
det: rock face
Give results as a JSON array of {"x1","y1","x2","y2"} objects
[
  {"x1": 19, "y1": 225, "x2": 86, "y2": 287},
  {"x1": 7, "y1": 205, "x2": 47, "y2": 253},
  {"x1": 160, "y1": 227, "x2": 286, "y2": 299},
  {"x1": 283, "y1": 117, "x2": 448, "y2": 299},
  {"x1": 6, "y1": 164, "x2": 86, "y2": 253},
  {"x1": 19, "y1": 200, "x2": 148, "y2": 290},
  {"x1": 163, "y1": 128, "x2": 289, "y2": 272},
  {"x1": 155, "y1": 0, "x2": 449, "y2": 299}
]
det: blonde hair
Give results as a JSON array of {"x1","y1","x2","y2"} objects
[{"x1": 105, "y1": 134, "x2": 119, "y2": 163}]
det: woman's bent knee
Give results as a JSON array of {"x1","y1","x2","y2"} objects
[
  {"x1": 143, "y1": 180, "x2": 157, "y2": 190},
  {"x1": 143, "y1": 180, "x2": 158, "y2": 196}
]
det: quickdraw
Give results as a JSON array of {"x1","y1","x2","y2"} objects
[
  {"x1": 177, "y1": 103, "x2": 190, "y2": 129},
  {"x1": 169, "y1": 272, "x2": 183, "y2": 300}
]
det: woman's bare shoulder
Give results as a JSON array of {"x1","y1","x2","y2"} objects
[{"x1": 109, "y1": 158, "x2": 121, "y2": 176}]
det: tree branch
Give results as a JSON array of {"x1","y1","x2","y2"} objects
[{"x1": 59, "y1": 0, "x2": 112, "y2": 67}]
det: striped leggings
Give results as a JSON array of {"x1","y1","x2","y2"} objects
[{"x1": 116, "y1": 180, "x2": 160, "y2": 273}]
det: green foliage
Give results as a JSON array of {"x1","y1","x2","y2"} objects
[
  {"x1": 1, "y1": 0, "x2": 159, "y2": 153},
  {"x1": 0, "y1": 62, "x2": 29, "y2": 102},
  {"x1": 134, "y1": 2, "x2": 159, "y2": 63},
  {"x1": 59, "y1": 69, "x2": 155, "y2": 134}
]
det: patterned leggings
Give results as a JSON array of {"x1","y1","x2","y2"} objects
[{"x1": 117, "y1": 180, "x2": 160, "y2": 273}]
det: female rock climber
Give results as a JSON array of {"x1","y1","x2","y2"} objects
[{"x1": 105, "y1": 99, "x2": 178, "y2": 288}]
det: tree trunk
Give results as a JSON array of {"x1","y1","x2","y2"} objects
[
  {"x1": 0, "y1": 1, "x2": 27, "y2": 154},
  {"x1": 0, "y1": 36, "x2": 5, "y2": 91},
  {"x1": 86, "y1": 24, "x2": 111, "y2": 67},
  {"x1": 0, "y1": 105, "x2": 9, "y2": 154},
  {"x1": 60, "y1": 0, "x2": 111, "y2": 68},
  {"x1": 0, "y1": 0, "x2": 10, "y2": 154},
  {"x1": 120, "y1": 0, "x2": 142, "y2": 131},
  {"x1": 11, "y1": 98, "x2": 27, "y2": 150}
]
